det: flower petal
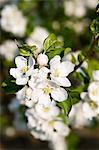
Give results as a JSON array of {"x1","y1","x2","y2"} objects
[
  {"x1": 50, "y1": 55, "x2": 61, "y2": 69},
  {"x1": 60, "y1": 61, "x2": 75, "y2": 76},
  {"x1": 51, "y1": 87, "x2": 68, "y2": 102},
  {"x1": 28, "y1": 56, "x2": 35, "y2": 68},
  {"x1": 51, "y1": 75, "x2": 71, "y2": 87},
  {"x1": 16, "y1": 77, "x2": 29, "y2": 85},
  {"x1": 15, "y1": 56, "x2": 27, "y2": 68}
]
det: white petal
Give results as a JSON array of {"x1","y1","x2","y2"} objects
[
  {"x1": 54, "y1": 121, "x2": 70, "y2": 136},
  {"x1": 51, "y1": 87, "x2": 68, "y2": 102},
  {"x1": 88, "y1": 82, "x2": 99, "y2": 102},
  {"x1": 16, "y1": 86, "x2": 27, "y2": 102},
  {"x1": 15, "y1": 56, "x2": 27, "y2": 68},
  {"x1": 28, "y1": 56, "x2": 35, "y2": 68},
  {"x1": 50, "y1": 55, "x2": 61, "y2": 69},
  {"x1": 10, "y1": 68, "x2": 17, "y2": 78},
  {"x1": 38, "y1": 67, "x2": 50, "y2": 81},
  {"x1": 51, "y1": 75, "x2": 71, "y2": 87},
  {"x1": 50, "y1": 106, "x2": 60, "y2": 117},
  {"x1": 60, "y1": 61, "x2": 75, "y2": 76},
  {"x1": 25, "y1": 99, "x2": 34, "y2": 108},
  {"x1": 16, "y1": 77, "x2": 29, "y2": 85},
  {"x1": 38, "y1": 97, "x2": 51, "y2": 106}
]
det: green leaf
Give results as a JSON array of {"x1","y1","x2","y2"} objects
[
  {"x1": 64, "y1": 47, "x2": 71, "y2": 56},
  {"x1": 43, "y1": 34, "x2": 65, "y2": 59},
  {"x1": 46, "y1": 47, "x2": 64, "y2": 60},
  {"x1": 67, "y1": 133, "x2": 79, "y2": 150},
  {"x1": 18, "y1": 44, "x2": 37, "y2": 57},
  {"x1": 90, "y1": 19, "x2": 99, "y2": 34},
  {"x1": 2, "y1": 76, "x2": 23, "y2": 94},
  {"x1": 68, "y1": 91, "x2": 80, "y2": 105},
  {"x1": 77, "y1": 53, "x2": 84, "y2": 63},
  {"x1": 57, "y1": 99, "x2": 72, "y2": 116},
  {"x1": 43, "y1": 33, "x2": 57, "y2": 51}
]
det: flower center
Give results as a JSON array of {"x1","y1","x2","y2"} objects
[
  {"x1": 43, "y1": 85, "x2": 53, "y2": 95},
  {"x1": 89, "y1": 101, "x2": 98, "y2": 109},
  {"x1": 53, "y1": 69, "x2": 60, "y2": 77},
  {"x1": 48, "y1": 121, "x2": 55, "y2": 127},
  {"x1": 43, "y1": 107, "x2": 50, "y2": 112},
  {"x1": 21, "y1": 66, "x2": 28, "y2": 73}
]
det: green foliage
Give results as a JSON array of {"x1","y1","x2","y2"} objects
[
  {"x1": 67, "y1": 133, "x2": 79, "y2": 150},
  {"x1": 64, "y1": 47, "x2": 72, "y2": 56},
  {"x1": 58, "y1": 100, "x2": 72, "y2": 116},
  {"x1": 87, "y1": 59, "x2": 99, "y2": 77},
  {"x1": 57, "y1": 90, "x2": 80, "y2": 116},
  {"x1": 90, "y1": 19, "x2": 99, "y2": 34},
  {"x1": 2, "y1": 76, "x2": 23, "y2": 94},
  {"x1": 18, "y1": 44, "x2": 37, "y2": 57},
  {"x1": 43, "y1": 33, "x2": 64, "y2": 59}
]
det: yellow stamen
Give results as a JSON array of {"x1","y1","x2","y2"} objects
[
  {"x1": 53, "y1": 69, "x2": 60, "y2": 77},
  {"x1": 21, "y1": 66, "x2": 28, "y2": 73},
  {"x1": 43, "y1": 107, "x2": 49, "y2": 112},
  {"x1": 43, "y1": 85, "x2": 52, "y2": 95},
  {"x1": 48, "y1": 121, "x2": 55, "y2": 127},
  {"x1": 89, "y1": 101, "x2": 97, "y2": 109}
]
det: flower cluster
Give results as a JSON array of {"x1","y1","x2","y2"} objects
[
  {"x1": 64, "y1": 0, "x2": 97, "y2": 18},
  {"x1": 81, "y1": 70, "x2": 99, "y2": 120},
  {"x1": 1, "y1": 5, "x2": 27, "y2": 37},
  {"x1": 69, "y1": 70, "x2": 99, "y2": 128},
  {"x1": 9, "y1": 52, "x2": 75, "y2": 140}
]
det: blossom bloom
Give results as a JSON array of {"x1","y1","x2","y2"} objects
[
  {"x1": 1, "y1": 5, "x2": 27, "y2": 37},
  {"x1": 10, "y1": 56, "x2": 35, "y2": 85}
]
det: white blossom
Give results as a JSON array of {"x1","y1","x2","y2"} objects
[
  {"x1": 35, "y1": 100, "x2": 60, "y2": 120},
  {"x1": 1, "y1": 5, "x2": 27, "y2": 37},
  {"x1": 10, "y1": 56, "x2": 35, "y2": 85},
  {"x1": 88, "y1": 82, "x2": 99, "y2": 103},
  {"x1": 82, "y1": 101, "x2": 99, "y2": 120},
  {"x1": 50, "y1": 55, "x2": 75, "y2": 87},
  {"x1": 63, "y1": 51, "x2": 88, "y2": 73},
  {"x1": 64, "y1": 0, "x2": 86, "y2": 18},
  {"x1": 69, "y1": 102, "x2": 89, "y2": 127},
  {"x1": 85, "y1": 0, "x2": 97, "y2": 9},
  {"x1": 35, "y1": 80, "x2": 68, "y2": 102},
  {"x1": 42, "y1": 120, "x2": 70, "y2": 137},
  {"x1": 0, "y1": 40, "x2": 18, "y2": 61}
]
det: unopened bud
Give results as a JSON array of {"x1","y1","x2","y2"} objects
[{"x1": 37, "y1": 53, "x2": 48, "y2": 66}]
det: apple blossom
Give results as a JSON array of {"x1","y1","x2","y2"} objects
[
  {"x1": 35, "y1": 80, "x2": 68, "y2": 102},
  {"x1": 1, "y1": 5, "x2": 27, "y2": 37},
  {"x1": 88, "y1": 82, "x2": 99, "y2": 103},
  {"x1": 10, "y1": 56, "x2": 35, "y2": 85},
  {"x1": 35, "y1": 100, "x2": 60, "y2": 120},
  {"x1": 50, "y1": 55, "x2": 75, "y2": 87},
  {"x1": 63, "y1": 51, "x2": 88, "y2": 73}
]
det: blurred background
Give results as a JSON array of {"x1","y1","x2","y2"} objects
[{"x1": 0, "y1": 0, "x2": 99, "y2": 150}]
